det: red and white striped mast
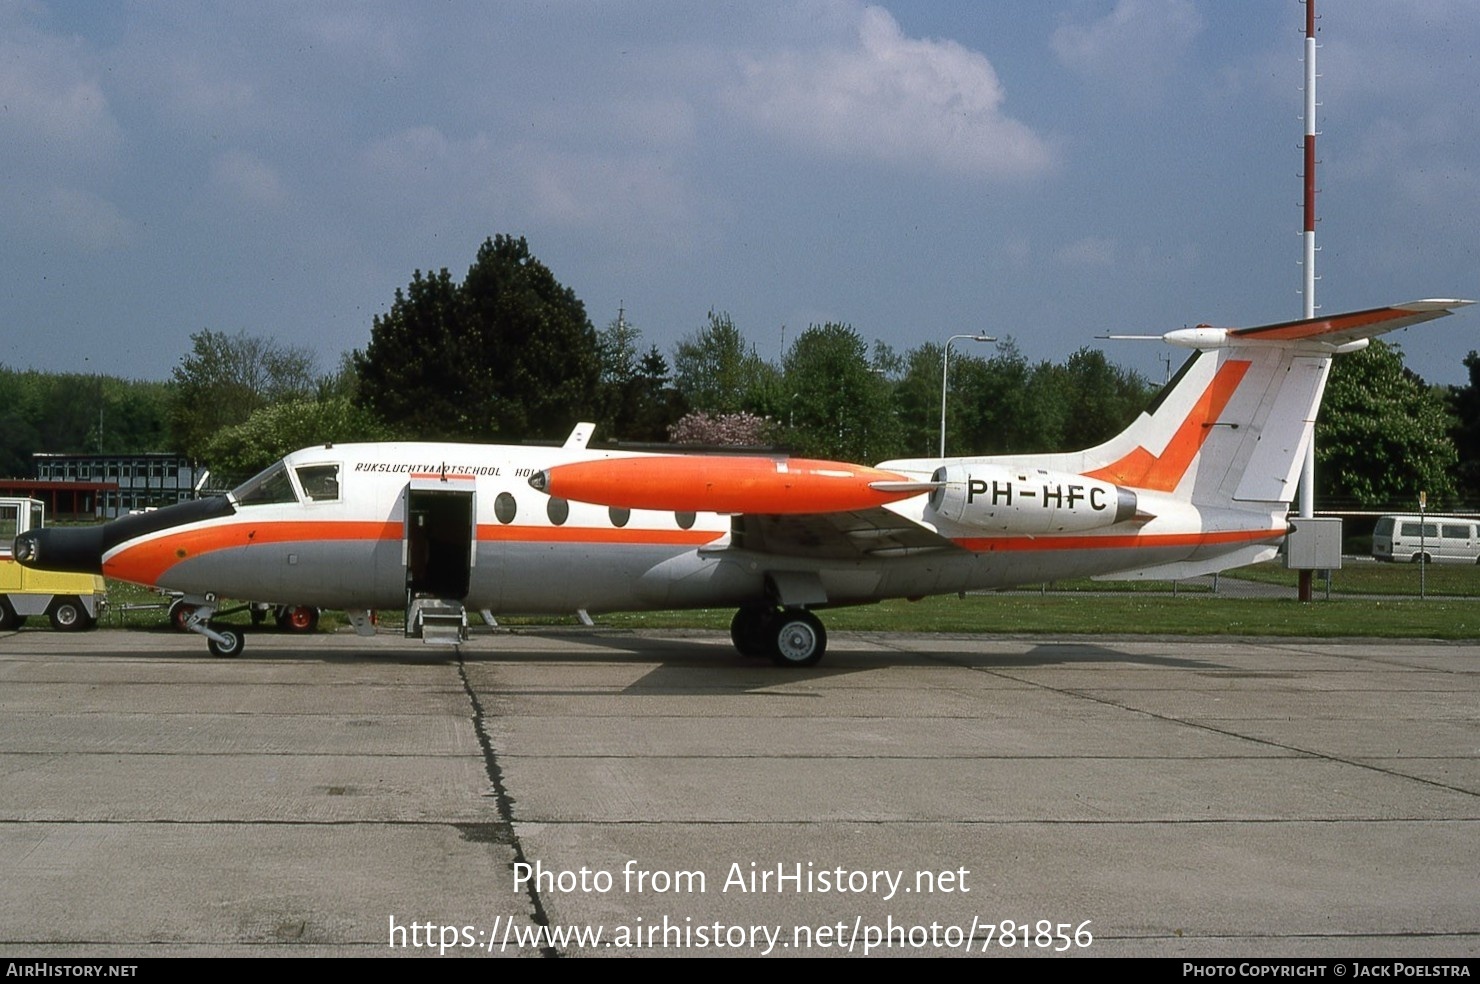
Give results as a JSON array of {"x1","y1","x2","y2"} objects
[
  {"x1": 1298, "y1": 0, "x2": 1319, "y2": 601},
  {"x1": 1302, "y1": 0, "x2": 1318, "y2": 324}
]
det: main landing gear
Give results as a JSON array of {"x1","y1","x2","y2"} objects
[{"x1": 730, "y1": 604, "x2": 828, "y2": 667}]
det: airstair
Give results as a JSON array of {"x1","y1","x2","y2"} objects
[{"x1": 405, "y1": 595, "x2": 468, "y2": 645}]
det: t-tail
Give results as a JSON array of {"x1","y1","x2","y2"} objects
[
  {"x1": 882, "y1": 299, "x2": 1472, "y2": 579},
  {"x1": 1032, "y1": 299, "x2": 1471, "y2": 509}
]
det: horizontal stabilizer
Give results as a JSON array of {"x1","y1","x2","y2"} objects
[{"x1": 1229, "y1": 299, "x2": 1472, "y2": 346}]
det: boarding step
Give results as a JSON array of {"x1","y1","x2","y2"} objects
[{"x1": 406, "y1": 596, "x2": 468, "y2": 645}]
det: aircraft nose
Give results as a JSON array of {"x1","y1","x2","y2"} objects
[{"x1": 12, "y1": 526, "x2": 105, "y2": 575}]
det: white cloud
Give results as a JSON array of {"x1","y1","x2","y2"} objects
[
  {"x1": 209, "y1": 150, "x2": 288, "y2": 208},
  {"x1": 1051, "y1": 0, "x2": 1204, "y2": 97},
  {"x1": 512, "y1": 145, "x2": 715, "y2": 248},
  {"x1": 137, "y1": 45, "x2": 262, "y2": 133},
  {"x1": 0, "y1": 20, "x2": 120, "y2": 163},
  {"x1": 357, "y1": 124, "x2": 715, "y2": 253},
  {"x1": 0, "y1": 10, "x2": 129, "y2": 251},
  {"x1": 13, "y1": 184, "x2": 133, "y2": 251},
  {"x1": 359, "y1": 125, "x2": 502, "y2": 210},
  {"x1": 1344, "y1": 114, "x2": 1480, "y2": 235},
  {"x1": 1055, "y1": 236, "x2": 1117, "y2": 269},
  {"x1": 727, "y1": 5, "x2": 1054, "y2": 180}
]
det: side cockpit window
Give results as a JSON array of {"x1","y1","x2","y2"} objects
[
  {"x1": 296, "y1": 464, "x2": 341, "y2": 502},
  {"x1": 231, "y1": 462, "x2": 299, "y2": 507}
]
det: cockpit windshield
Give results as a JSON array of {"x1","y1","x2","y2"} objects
[{"x1": 231, "y1": 461, "x2": 299, "y2": 507}]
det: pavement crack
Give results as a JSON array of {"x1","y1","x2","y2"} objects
[{"x1": 456, "y1": 652, "x2": 560, "y2": 957}]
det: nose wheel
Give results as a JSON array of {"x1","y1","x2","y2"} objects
[
  {"x1": 177, "y1": 596, "x2": 246, "y2": 658},
  {"x1": 207, "y1": 628, "x2": 244, "y2": 658}
]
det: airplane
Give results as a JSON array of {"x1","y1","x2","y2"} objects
[{"x1": 11, "y1": 298, "x2": 1472, "y2": 666}]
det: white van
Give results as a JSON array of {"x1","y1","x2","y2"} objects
[{"x1": 1372, "y1": 515, "x2": 1480, "y2": 564}]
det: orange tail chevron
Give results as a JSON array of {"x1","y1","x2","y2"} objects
[{"x1": 1085, "y1": 359, "x2": 1249, "y2": 492}]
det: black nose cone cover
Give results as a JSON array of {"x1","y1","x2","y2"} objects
[{"x1": 13, "y1": 496, "x2": 236, "y2": 576}]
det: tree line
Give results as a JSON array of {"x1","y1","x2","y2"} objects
[{"x1": 2, "y1": 234, "x2": 1474, "y2": 510}]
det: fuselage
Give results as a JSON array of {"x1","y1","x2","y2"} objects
[{"x1": 56, "y1": 440, "x2": 1286, "y2": 615}]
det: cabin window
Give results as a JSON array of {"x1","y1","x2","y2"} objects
[
  {"x1": 0, "y1": 504, "x2": 18, "y2": 546},
  {"x1": 494, "y1": 492, "x2": 517, "y2": 524},
  {"x1": 296, "y1": 464, "x2": 341, "y2": 502},
  {"x1": 547, "y1": 497, "x2": 569, "y2": 526},
  {"x1": 232, "y1": 462, "x2": 299, "y2": 507},
  {"x1": 609, "y1": 506, "x2": 630, "y2": 528},
  {"x1": 1442, "y1": 524, "x2": 1471, "y2": 539}
]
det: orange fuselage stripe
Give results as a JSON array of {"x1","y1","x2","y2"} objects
[
  {"x1": 101, "y1": 519, "x2": 723, "y2": 584},
  {"x1": 951, "y1": 527, "x2": 1283, "y2": 553},
  {"x1": 1085, "y1": 359, "x2": 1251, "y2": 492},
  {"x1": 98, "y1": 516, "x2": 1284, "y2": 587}
]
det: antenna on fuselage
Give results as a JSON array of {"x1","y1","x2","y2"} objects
[{"x1": 563, "y1": 422, "x2": 596, "y2": 450}]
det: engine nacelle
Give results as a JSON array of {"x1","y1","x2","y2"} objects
[{"x1": 927, "y1": 464, "x2": 1138, "y2": 534}]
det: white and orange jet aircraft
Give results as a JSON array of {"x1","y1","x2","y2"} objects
[{"x1": 13, "y1": 299, "x2": 1471, "y2": 665}]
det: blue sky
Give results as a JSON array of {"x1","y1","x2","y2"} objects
[{"x1": 3, "y1": 0, "x2": 1476, "y2": 390}]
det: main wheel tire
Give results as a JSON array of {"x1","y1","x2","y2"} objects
[
  {"x1": 276, "y1": 606, "x2": 319, "y2": 633},
  {"x1": 768, "y1": 609, "x2": 827, "y2": 668},
  {"x1": 48, "y1": 597, "x2": 86, "y2": 631},
  {"x1": 169, "y1": 599, "x2": 197, "y2": 632},
  {"x1": 208, "y1": 629, "x2": 244, "y2": 658},
  {"x1": 0, "y1": 598, "x2": 21, "y2": 631},
  {"x1": 730, "y1": 604, "x2": 776, "y2": 658}
]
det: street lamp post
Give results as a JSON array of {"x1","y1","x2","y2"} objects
[{"x1": 939, "y1": 333, "x2": 996, "y2": 457}]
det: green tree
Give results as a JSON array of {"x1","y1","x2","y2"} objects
[
  {"x1": 890, "y1": 343, "x2": 946, "y2": 457},
  {"x1": 104, "y1": 378, "x2": 173, "y2": 452},
  {"x1": 1051, "y1": 348, "x2": 1155, "y2": 450},
  {"x1": 354, "y1": 236, "x2": 600, "y2": 441},
  {"x1": 1013, "y1": 348, "x2": 1153, "y2": 454},
  {"x1": 1447, "y1": 350, "x2": 1480, "y2": 501},
  {"x1": 0, "y1": 368, "x2": 172, "y2": 476},
  {"x1": 781, "y1": 323, "x2": 900, "y2": 461},
  {"x1": 952, "y1": 339, "x2": 1042, "y2": 455},
  {"x1": 202, "y1": 396, "x2": 392, "y2": 487},
  {"x1": 891, "y1": 339, "x2": 1149, "y2": 458},
  {"x1": 1316, "y1": 340, "x2": 1459, "y2": 508},
  {"x1": 0, "y1": 369, "x2": 44, "y2": 476},
  {"x1": 671, "y1": 311, "x2": 777, "y2": 415},
  {"x1": 595, "y1": 313, "x2": 683, "y2": 441},
  {"x1": 169, "y1": 329, "x2": 317, "y2": 460},
  {"x1": 630, "y1": 346, "x2": 687, "y2": 441}
]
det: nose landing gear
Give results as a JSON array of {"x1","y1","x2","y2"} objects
[{"x1": 175, "y1": 595, "x2": 246, "y2": 658}]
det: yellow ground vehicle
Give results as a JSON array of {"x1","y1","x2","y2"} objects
[{"x1": 0, "y1": 498, "x2": 106, "y2": 630}]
